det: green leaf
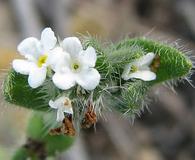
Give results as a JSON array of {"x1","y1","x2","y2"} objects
[
  {"x1": 26, "y1": 112, "x2": 75, "y2": 156},
  {"x1": 3, "y1": 69, "x2": 60, "y2": 111}
]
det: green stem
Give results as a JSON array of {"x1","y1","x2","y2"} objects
[{"x1": 12, "y1": 147, "x2": 29, "y2": 160}]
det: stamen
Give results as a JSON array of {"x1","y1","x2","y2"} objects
[
  {"x1": 64, "y1": 99, "x2": 69, "y2": 106},
  {"x1": 130, "y1": 65, "x2": 138, "y2": 73},
  {"x1": 63, "y1": 98, "x2": 72, "y2": 108}
]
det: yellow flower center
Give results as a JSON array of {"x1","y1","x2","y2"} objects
[
  {"x1": 37, "y1": 55, "x2": 48, "y2": 67},
  {"x1": 130, "y1": 65, "x2": 138, "y2": 73},
  {"x1": 73, "y1": 64, "x2": 79, "y2": 70},
  {"x1": 71, "y1": 62, "x2": 80, "y2": 72}
]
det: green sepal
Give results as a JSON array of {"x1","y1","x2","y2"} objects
[{"x1": 105, "y1": 80, "x2": 149, "y2": 117}]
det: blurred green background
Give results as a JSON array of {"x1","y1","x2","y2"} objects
[{"x1": 0, "y1": 0, "x2": 195, "y2": 159}]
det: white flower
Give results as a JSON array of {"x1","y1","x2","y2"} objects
[
  {"x1": 12, "y1": 27, "x2": 57, "y2": 88},
  {"x1": 49, "y1": 96, "x2": 73, "y2": 122},
  {"x1": 122, "y1": 52, "x2": 156, "y2": 81},
  {"x1": 51, "y1": 37, "x2": 101, "y2": 90}
]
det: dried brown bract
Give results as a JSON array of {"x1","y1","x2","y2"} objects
[
  {"x1": 49, "y1": 115, "x2": 76, "y2": 136},
  {"x1": 150, "y1": 55, "x2": 160, "y2": 72},
  {"x1": 81, "y1": 103, "x2": 97, "y2": 129}
]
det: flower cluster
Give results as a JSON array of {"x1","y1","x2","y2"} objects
[
  {"x1": 13, "y1": 28, "x2": 100, "y2": 90},
  {"x1": 12, "y1": 28, "x2": 157, "y2": 122}
]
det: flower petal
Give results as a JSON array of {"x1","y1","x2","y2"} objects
[
  {"x1": 17, "y1": 37, "x2": 42, "y2": 59},
  {"x1": 121, "y1": 64, "x2": 132, "y2": 80},
  {"x1": 76, "y1": 68, "x2": 100, "y2": 90},
  {"x1": 128, "y1": 70, "x2": 156, "y2": 81},
  {"x1": 49, "y1": 96, "x2": 73, "y2": 114},
  {"x1": 41, "y1": 27, "x2": 57, "y2": 51},
  {"x1": 12, "y1": 59, "x2": 36, "y2": 75},
  {"x1": 52, "y1": 72, "x2": 76, "y2": 90},
  {"x1": 80, "y1": 47, "x2": 97, "y2": 67},
  {"x1": 50, "y1": 96, "x2": 67, "y2": 107},
  {"x1": 62, "y1": 37, "x2": 82, "y2": 57},
  {"x1": 47, "y1": 47, "x2": 70, "y2": 72},
  {"x1": 57, "y1": 109, "x2": 65, "y2": 122},
  {"x1": 64, "y1": 107, "x2": 73, "y2": 114},
  {"x1": 134, "y1": 52, "x2": 155, "y2": 67},
  {"x1": 28, "y1": 66, "x2": 47, "y2": 88},
  {"x1": 49, "y1": 100, "x2": 58, "y2": 109}
]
